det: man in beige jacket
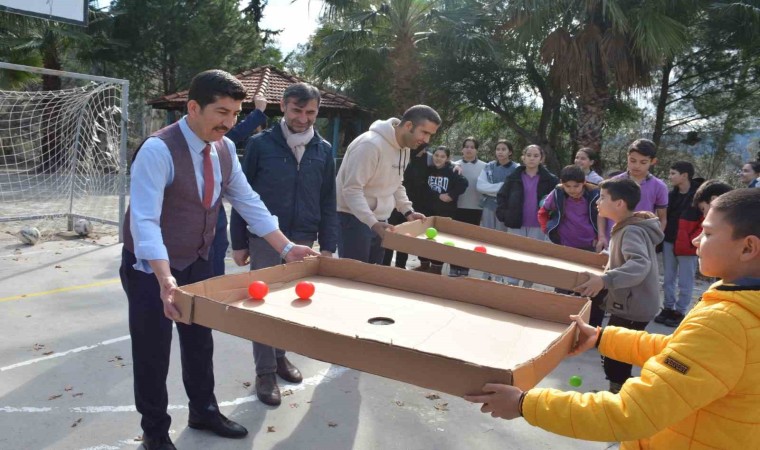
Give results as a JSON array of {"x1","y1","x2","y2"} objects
[{"x1": 336, "y1": 105, "x2": 440, "y2": 263}]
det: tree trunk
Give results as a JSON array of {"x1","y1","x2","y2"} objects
[
  {"x1": 576, "y1": 84, "x2": 609, "y2": 154},
  {"x1": 389, "y1": 35, "x2": 419, "y2": 113},
  {"x1": 652, "y1": 59, "x2": 673, "y2": 149}
]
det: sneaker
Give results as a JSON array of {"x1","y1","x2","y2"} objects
[
  {"x1": 448, "y1": 267, "x2": 462, "y2": 277},
  {"x1": 609, "y1": 382, "x2": 623, "y2": 394},
  {"x1": 664, "y1": 311, "x2": 685, "y2": 327},
  {"x1": 412, "y1": 261, "x2": 430, "y2": 272},
  {"x1": 429, "y1": 264, "x2": 443, "y2": 275},
  {"x1": 654, "y1": 308, "x2": 675, "y2": 324}
]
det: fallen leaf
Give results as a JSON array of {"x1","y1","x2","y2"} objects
[
  {"x1": 242, "y1": 382, "x2": 251, "y2": 388},
  {"x1": 54, "y1": 265, "x2": 62, "y2": 269},
  {"x1": 64, "y1": 386, "x2": 73, "y2": 391},
  {"x1": 71, "y1": 418, "x2": 82, "y2": 428},
  {"x1": 42, "y1": 351, "x2": 54, "y2": 356},
  {"x1": 48, "y1": 394, "x2": 62, "y2": 400},
  {"x1": 267, "y1": 426, "x2": 276, "y2": 433},
  {"x1": 434, "y1": 402, "x2": 449, "y2": 411},
  {"x1": 425, "y1": 393, "x2": 440, "y2": 400},
  {"x1": 281, "y1": 389, "x2": 293, "y2": 397},
  {"x1": 33, "y1": 343, "x2": 45, "y2": 351},
  {"x1": 25, "y1": 315, "x2": 31, "y2": 318},
  {"x1": 72, "y1": 393, "x2": 83, "y2": 397},
  {"x1": 328, "y1": 421, "x2": 338, "y2": 428},
  {"x1": 395, "y1": 400, "x2": 404, "y2": 407},
  {"x1": 134, "y1": 435, "x2": 143, "y2": 442},
  {"x1": 289, "y1": 403, "x2": 299, "y2": 408}
]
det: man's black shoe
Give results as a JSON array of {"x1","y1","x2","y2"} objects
[
  {"x1": 187, "y1": 411, "x2": 248, "y2": 439},
  {"x1": 255, "y1": 373, "x2": 281, "y2": 406},
  {"x1": 654, "y1": 308, "x2": 675, "y2": 324},
  {"x1": 664, "y1": 311, "x2": 685, "y2": 328},
  {"x1": 276, "y1": 356, "x2": 303, "y2": 383},
  {"x1": 141, "y1": 435, "x2": 176, "y2": 450}
]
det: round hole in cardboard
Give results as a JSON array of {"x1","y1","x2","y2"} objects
[{"x1": 368, "y1": 317, "x2": 395, "y2": 325}]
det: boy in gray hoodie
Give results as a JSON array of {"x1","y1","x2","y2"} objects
[
  {"x1": 575, "y1": 178, "x2": 664, "y2": 393},
  {"x1": 336, "y1": 105, "x2": 440, "y2": 263}
]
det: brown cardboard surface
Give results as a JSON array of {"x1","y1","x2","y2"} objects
[
  {"x1": 383, "y1": 216, "x2": 607, "y2": 290},
  {"x1": 174, "y1": 257, "x2": 589, "y2": 395}
]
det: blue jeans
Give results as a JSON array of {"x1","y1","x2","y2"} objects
[
  {"x1": 662, "y1": 241, "x2": 698, "y2": 314},
  {"x1": 337, "y1": 212, "x2": 385, "y2": 264}
]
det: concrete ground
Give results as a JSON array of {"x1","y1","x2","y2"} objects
[{"x1": 0, "y1": 232, "x2": 704, "y2": 450}]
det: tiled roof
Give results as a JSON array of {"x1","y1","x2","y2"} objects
[{"x1": 147, "y1": 65, "x2": 368, "y2": 113}]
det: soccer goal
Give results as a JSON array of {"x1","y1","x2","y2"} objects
[{"x1": 0, "y1": 62, "x2": 129, "y2": 242}]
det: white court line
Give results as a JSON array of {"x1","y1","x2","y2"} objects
[
  {"x1": 0, "y1": 245, "x2": 89, "y2": 259},
  {"x1": 1, "y1": 365, "x2": 350, "y2": 414},
  {"x1": 0, "y1": 335, "x2": 131, "y2": 372}
]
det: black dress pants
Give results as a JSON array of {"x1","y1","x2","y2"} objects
[{"x1": 119, "y1": 248, "x2": 218, "y2": 438}]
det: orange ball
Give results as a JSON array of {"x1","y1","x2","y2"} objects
[
  {"x1": 295, "y1": 281, "x2": 315, "y2": 299},
  {"x1": 474, "y1": 245, "x2": 487, "y2": 253},
  {"x1": 248, "y1": 281, "x2": 268, "y2": 300}
]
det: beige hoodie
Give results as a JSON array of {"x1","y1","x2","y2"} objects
[{"x1": 336, "y1": 118, "x2": 414, "y2": 227}]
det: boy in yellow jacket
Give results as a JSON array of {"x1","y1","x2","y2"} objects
[{"x1": 465, "y1": 188, "x2": 760, "y2": 449}]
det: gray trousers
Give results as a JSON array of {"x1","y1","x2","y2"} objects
[
  {"x1": 662, "y1": 241, "x2": 698, "y2": 314},
  {"x1": 248, "y1": 237, "x2": 313, "y2": 375}
]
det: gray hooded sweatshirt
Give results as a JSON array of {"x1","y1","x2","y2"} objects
[{"x1": 601, "y1": 211, "x2": 665, "y2": 322}]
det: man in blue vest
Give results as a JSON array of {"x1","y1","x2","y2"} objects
[
  {"x1": 120, "y1": 70, "x2": 317, "y2": 450},
  {"x1": 230, "y1": 82, "x2": 338, "y2": 406}
]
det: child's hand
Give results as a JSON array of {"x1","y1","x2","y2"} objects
[
  {"x1": 574, "y1": 272, "x2": 604, "y2": 297},
  {"x1": 595, "y1": 236, "x2": 607, "y2": 252},
  {"x1": 464, "y1": 384, "x2": 524, "y2": 420},
  {"x1": 439, "y1": 193, "x2": 453, "y2": 202},
  {"x1": 569, "y1": 314, "x2": 599, "y2": 356}
]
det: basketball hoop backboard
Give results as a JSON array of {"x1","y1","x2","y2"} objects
[{"x1": 0, "y1": 0, "x2": 88, "y2": 26}]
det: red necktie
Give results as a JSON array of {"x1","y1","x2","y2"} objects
[{"x1": 202, "y1": 144, "x2": 214, "y2": 209}]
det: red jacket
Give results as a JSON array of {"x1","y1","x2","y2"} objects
[{"x1": 673, "y1": 210, "x2": 702, "y2": 256}]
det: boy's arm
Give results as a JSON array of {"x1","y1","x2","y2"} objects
[
  {"x1": 600, "y1": 228, "x2": 651, "y2": 290},
  {"x1": 656, "y1": 207, "x2": 667, "y2": 231},
  {"x1": 596, "y1": 215, "x2": 608, "y2": 251},
  {"x1": 597, "y1": 325, "x2": 671, "y2": 368},
  {"x1": 522, "y1": 307, "x2": 746, "y2": 442}
]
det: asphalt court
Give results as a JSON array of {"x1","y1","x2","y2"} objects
[{"x1": 0, "y1": 232, "x2": 626, "y2": 450}]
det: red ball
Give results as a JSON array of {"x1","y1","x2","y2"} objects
[
  {"x1": 295, "y1": 281, "x2": 315, "y2": 300},
  {"x1": 248, "y1": 281, "x2": 268, "y2": 300},
  {"x1": 474, "y1": 245, "x2": 487, "y2": 253}
]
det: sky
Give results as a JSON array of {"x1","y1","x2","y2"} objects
[{"x1": 260, "y1": 0, "x2": 323, "y2": 55}]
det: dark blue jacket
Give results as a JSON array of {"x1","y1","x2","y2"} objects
[
  {"x1": 543, "y1": 183, "x2": 600, "y2": 245},
  {"x1": 495, "y1": 165, "x2": 558, "y2": 228},
  {"x1": 230, "y1": 123, "x2": 338, "y2": 252}
]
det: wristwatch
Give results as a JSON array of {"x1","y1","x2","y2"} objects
[
  {"x1": 404, "y1": 209, "x2": 415, "y2": 218},
  {"x1": 280, "y1": 242, "x2": 295, "y2": 260}
]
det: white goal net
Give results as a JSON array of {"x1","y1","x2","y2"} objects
[{"x1": 0, "y1": 63, "x2": 128, "y2": 242}]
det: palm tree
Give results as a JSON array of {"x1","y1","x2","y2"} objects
[
  {"x1": 501, "y1": 0, "x2": 695, "y2": 152},
  {"x1": 314, "y1": 0, "x2": 437, "y2": 112}
]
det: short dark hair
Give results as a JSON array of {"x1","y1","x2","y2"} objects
[
  {"x1": 560, "y1": 165, "x2": 585, "y2": 183},
  {"x1": 434, "y1": 145, "x2": 450, "y2": 157},
  {"x1": 746, "y1": 161, "x2": 760, "y2": 174},
  {"x1": 670, "y1": 161, "x2": 695, "y2": 180},
  {"x1": 628, "y1": 138, "x2": 657, "y2": 158},
  {"x1": 188, "y1": 70, "x2": 246, "y2": 109},
  {"x1": 711, "y1": 188, "x2": 760, "y2": 240},
  {"x1": 283, "y1": 82, "x2": 321, "y2": 107},
  {"x1": 495, "y1": 139, "x2": 514, "y2": 155},
  {"x1": 692, "y1": 179, "x2": 733, "y2": 207},
  {"x1": 599, "y1": 178, "x2": 640, "y2": 211},
  {"x1": 400, "y1": 105, "x2": 441, "y2": 128},
  {"x1": 461, "y1": 136, "x2": 479, "y2": 150}
]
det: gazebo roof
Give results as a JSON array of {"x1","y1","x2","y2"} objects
[{"x1": 147, "y1": 65, "x2": 369, "y2": 115}]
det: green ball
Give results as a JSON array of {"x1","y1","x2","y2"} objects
[
  {"x1": 444, "y1": 241, "x2": 455, "y2": 246},
  {"x1": 568, "y1": 375, "x2": 583, "y2": 387},
  {"x1": 425, "y1": 227, "x2": 438, "y2": 239}
]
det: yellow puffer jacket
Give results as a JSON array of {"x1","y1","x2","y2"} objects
[{"x1": 522, "y1": 282, "x2": 760, "y2": 449}]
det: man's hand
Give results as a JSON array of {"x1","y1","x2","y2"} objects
[
  {"x1": 320, "y1": 250, "x2": 334, "y2": 258},
  {"x1": 233, "y1": 249, "x2": 250, "y2": 266},
  {"x1": 158, "y1": 275, "x2": 180, "y2": 321},
  {"x1": 464, "y1": 384, "x2": 524, "y2": 420},
  {"x1": 452, "y1": 165, "x2": 463, "y2": 175},
  {"x1": 284, "y1": 244, "x2": 319, "y2": 263},
  {"x1": 439, "y1": 193, "x2": 453, "y2": 203},
  {"x1": 574, "y1": 272, "x2": 605, "y2": 297},
  {"x1": 406, "y1": 212, "x2": 426, "y2": 222},
  {"x1": 254, "y1": 94, "x2": 267, "y2": 112},
  {"x1": 595, "y1": 236, "x2": 607, "y2": 252},
  {"x1": 569, "y1": 314, "x2": 599, "y2": 356},
  {"x1": 371, "y1": 222, "x2": 395, "y2": 237}
]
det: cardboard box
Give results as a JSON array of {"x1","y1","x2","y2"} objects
[
  {"x1": 383, "y1": 216, "x2": 607, "y2": 290},
  {"x1": 174, "y1": 257, "x2": 589, "y2": 397}
]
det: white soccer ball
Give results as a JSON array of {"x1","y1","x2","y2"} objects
[
  {"x1": 74, "y1": 218, "x2": 93, "y2": 237},
  {"x1": 19, "y1": 226, "x2": 41, "y2": 245}
]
